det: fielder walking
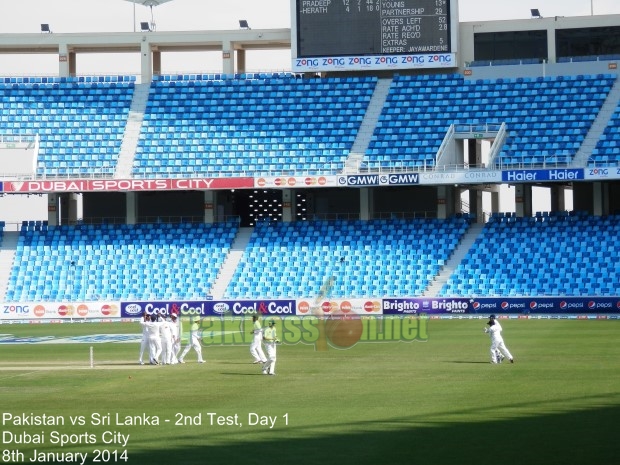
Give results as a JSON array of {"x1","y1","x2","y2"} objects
[
  {"x1": 262, "y1": 319, "x2": 279, "y2": 375},
  {"x1": 250, "y1": 314, "x2": 267, "y2": 364},
  {"x1": 179, "y1": 316, "x2": 205, "y2": 364},
  {"x1": 484, "y1": 314, "x2": 514, "y2": 364}
]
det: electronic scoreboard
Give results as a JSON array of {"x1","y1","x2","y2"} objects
[{"x1": 291, "y1": 0, "x2": 458, "y2": 72}]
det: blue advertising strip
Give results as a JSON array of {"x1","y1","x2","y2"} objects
[
  {"x1": 501, "y1": 168, "x2": 584, "y2": 183},
  {"x1": 121, "y1": 297, "x2": 620, "y2": 318},
  {"x1": 382, "y1": 298, "x2": 470, "y2": 315},
  {"x1": 121, "y1": 299, "x2": 296, "y2": 318},
  {"x1": 469, "y1": 297, "x2": 620, "y2": 314},
  {"x1": 381, "y1": 297, "x2": 620, "y2": 316}
]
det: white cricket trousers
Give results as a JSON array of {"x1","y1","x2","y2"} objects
[
  {"x1": 490, "y1": 339, "x2": 513, "y2": 363},
  {"x1": 250, "y1": 333, "x2": 267, "y2": 363},
  {"x1": 263, "y1": 343, "x2": 277, "y2": 374},
  {"x1": 180, "y1": 333, "x2": 204, "y2": 362}
]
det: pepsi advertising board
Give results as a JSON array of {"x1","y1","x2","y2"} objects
[
  {"x1": 468, "y1": 297, "x2": 620, "y2": 314},
  {"x1": 381, "y1": 297, "x2": 620, "y2": 316}
]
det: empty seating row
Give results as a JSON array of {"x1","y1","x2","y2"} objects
[
  {"x1": 5, "y1": 221, "x2": 238, "y2": 302},
  {"x1": 0, "y1": 71, "x2": 617, "y2": 178},
  {"x1": 439, "y1": 212, "x2": 620, "y2": 297},
  {"x1": 132, "y1": 75, "x2": 376, "y2": 178},
  {"x1": 225, "y1": 217, "x2": 472, "y2": 299},
  {"x1": 365, "y1": 73, "x2": 615, "y2": 171}
]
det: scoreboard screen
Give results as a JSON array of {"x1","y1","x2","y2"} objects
[{"x1": 291, "y1": 0, "x2": 458, "y2": 72}]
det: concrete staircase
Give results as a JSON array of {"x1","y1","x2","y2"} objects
[
  {"x1": 423, "y1": 222, "x2": 485, "y2": 297},
  {"x1": 0, "y1": 232, "x2": 19, "y2": 301},
  {"x1": 209, "y1": 227, "x2": 254, "y2": 299},
  {"x1": 571, "y1": 76, "x2": 620, "y2": 167},
  {"x1": 342, "y1": 78, "x2": 393, "y2": 173},
  {"x1": 114, "y1": 82, "x2": 151, "y2": 178}
]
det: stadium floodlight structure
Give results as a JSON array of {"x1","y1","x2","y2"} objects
[
  {"x1": 239, "y1": 20, "x2": 251, "y2": 30},
  {"x1": 40, "y1": 23, "x2": 51, "y2": 33},
  {"x1": 140, "y1": 21, "x2": 151, "y2": 32},
  {"x1": 531, "y1": 9, "x2": 542, "y2": 18},
  {"x1": 123, "y1": 0, "x2": 176, "y2": 32}
]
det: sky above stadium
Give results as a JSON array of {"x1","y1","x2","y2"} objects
[{"x1": 0, "y1": 0, "x2": 619, "y2": 75}]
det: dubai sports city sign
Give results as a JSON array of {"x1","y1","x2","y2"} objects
[{"x1": 1, "y1": 167, "x2": 619, "y2": 194}]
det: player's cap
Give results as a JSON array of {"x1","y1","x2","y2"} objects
[
  {"x1": 170, "y1": 312, "x2": 177, "y2": 318},
  {"x1": 268, "y1": 319, "x2": 276, "y2": 326},
  {"x1": 489, "y1": 314, "x2": 496, "y2": 320}
]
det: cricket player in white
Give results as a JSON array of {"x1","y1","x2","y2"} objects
[
  {"x1": 484, "y1": 314, "x2": 514, "y2": 364},
  {"x1": 141, "y1": 314, "x2": 163, "y2": 365},
  {"x1": 262, "y1": 320, "x2": 279, "y2": 375},
  {"x1": 169, "y1": 312, "x2": 181, "y2": 364},
  {"x1": 179, "y1": 317, "x2": 205, "y2": 363},
  {"x1": 138, "y1": 312, "x2": 150, "y2": 365},
  {"x1": 160, "y1": 315, "x2": 174, "y2": 365},
  {"x1": 250, "y1": 314, "x2": 267, "y2": 364}
]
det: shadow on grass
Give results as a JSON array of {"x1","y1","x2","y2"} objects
[
  {"x1": 444, "y1": 360, "x2": 491, "y2": 364},
  {"x1": 122, "y1": 402, "x2": 619, "y2": 465},
  {"x1": 218, "y1": 372, "x2": 265, "y2": 376}
]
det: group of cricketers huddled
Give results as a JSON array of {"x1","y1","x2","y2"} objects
[
  {"x1": 138, "y1": 312, "x2": 279, "y2": 375},
  {"x1": 139, "y1": 311, "x2": 204, "y2": 365}
]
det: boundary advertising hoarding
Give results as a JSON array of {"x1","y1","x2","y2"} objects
[
  {"x1": 3, "y1": 297, "x2": 619, "y2": 321},
  {"x1": 5, "y1": 168, "x2": 620, "y2": 194},
  {"x1": 0, "y1": 301, "x2": 120, "y2": 320}
]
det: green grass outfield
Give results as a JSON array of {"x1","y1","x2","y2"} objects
[{"x1": 0, "y1": 318, "x2": 618, "y2": 465}]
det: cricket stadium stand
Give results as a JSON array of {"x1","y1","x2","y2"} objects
[{"x1": 1, "y1": 12, "x2": 620, "y2": 305}]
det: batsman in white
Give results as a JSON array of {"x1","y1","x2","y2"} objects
[
  {"x1": 484, "y1": 314, "x2": 514, "y2": 364},
  {"x1": 250, "y1": 314, "x2": 268, "y2": 364},
  {"x1": 262, "y1": 319, "x2": 279, "y2": 376}
]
